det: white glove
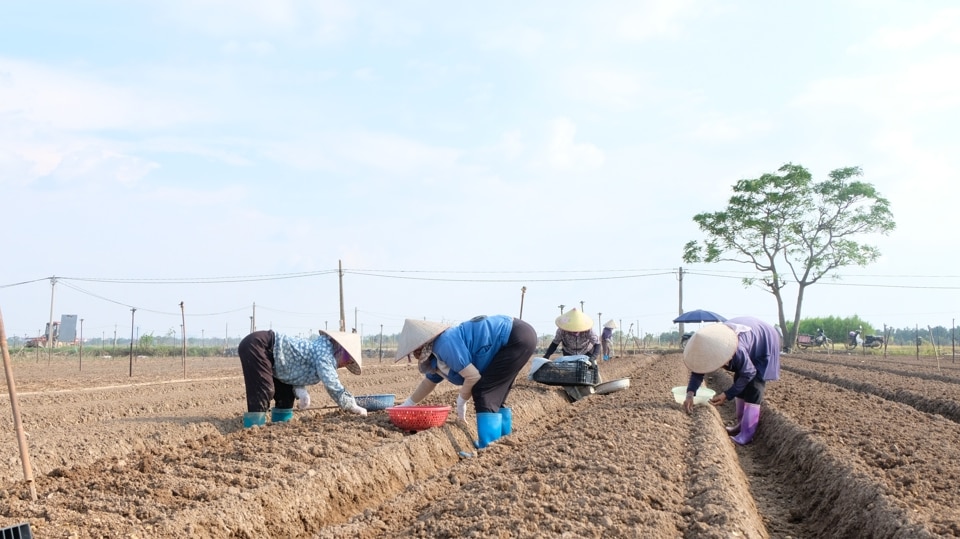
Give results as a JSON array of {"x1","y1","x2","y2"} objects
[
  {"x1": 399, "y1": 397, "x2": 416, "y2": 407},
  {"x1": 294, "y1": 388, "x2": 311, "y2": 410},
  {"x1": 456, "y1": 395, "x2": 468, "y2": 421},
  {"x1": 347, "y1": 404, "x2": 368, "y2": 417}
]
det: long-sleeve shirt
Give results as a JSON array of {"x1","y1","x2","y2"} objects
[
  {"x1": 272, "y1": 333, "x2": 357, "y2": 409},
  {"x1": 424, "y1": 315, "x2": 513, "y2": 385},
  {"x1": 686, "y1": 316, "x2": 781, "y2": 400},
  {"x1": 551, "y1": 328, "x2": 600, "y2": 356}
]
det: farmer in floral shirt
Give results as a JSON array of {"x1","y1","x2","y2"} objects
[
  {"x1": 542, "y1": 308, "x2": 601, "y2": 363},
  {"x1": 238, "y1": 329, "x2": 366, "y2": 428}
]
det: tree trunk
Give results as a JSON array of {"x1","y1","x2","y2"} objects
[{"x1": 790, "y1": 285, "x2": 808, "y2": 352}]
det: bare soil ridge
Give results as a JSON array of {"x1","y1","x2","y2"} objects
[{"x1": 1, "y1": 352, "x2": 959, "y2": 537}]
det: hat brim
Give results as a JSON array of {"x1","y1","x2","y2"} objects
[
  {"x1": 320, "y1": 330, "x2": 362, "y2": 375},
  {"x1": 556, "y1": 310, "x2": 594, "y2": 332},
  {"x1": 394, "y1": 319, "x2": 451, "y2": 360},
  {"x1": 682, "y1": 324, "x2": 737, "y2": 373}
]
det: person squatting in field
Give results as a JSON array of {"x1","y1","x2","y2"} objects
[
  {"x1": 238, "y1": 329, "x2": 367, "y2": 428},
  {"x1": 395, "y1": 315, "x2": 537, "y2": 449},
  {"x1": 681, "y1": 316, "x2": 781, "y2": 445},
  {"x1": 542, "y1": 308, "x2": 602, "y2": 364}
]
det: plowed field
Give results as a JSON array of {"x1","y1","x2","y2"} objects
[{"x1": 2, "y1": 349, "x2": 960, "y2": 538}]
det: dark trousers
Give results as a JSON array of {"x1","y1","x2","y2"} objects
[
  {"x1": 238, "y1": 330, "x2": 295, "y2": 412},
  {"x1": 738, "y1": 376, "x2": 767, "y2": 405},
  {"x1": 473, "y1": 318, "x2": 538, "y2": 413}
]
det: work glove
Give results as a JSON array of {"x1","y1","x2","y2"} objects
[
  {"x1": 346, "y1": 404, "x2": 368, "y2": 417},
  {"x1": 399, "y1": 397, "x2": 416, "y2": 407},
  {"x1": 456, "y1": 395, "x2": 468, "y2": 421},
  {"x1": 294, "y1": 388, "x2": 311, "y2": 410}
]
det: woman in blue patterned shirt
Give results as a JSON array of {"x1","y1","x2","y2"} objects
[{"x1": 238, "y1": 329, "x2": 366, "y2": 428}]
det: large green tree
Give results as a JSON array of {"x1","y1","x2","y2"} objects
[{"x1": 682, "y1": 163, "x2": 895, "y2": 350}]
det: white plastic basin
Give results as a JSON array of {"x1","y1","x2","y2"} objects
[{"x1": 671, "y1": 386, "x2": 716, "y2": 405}]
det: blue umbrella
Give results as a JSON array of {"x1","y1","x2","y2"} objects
[{"x1": 673, "y1": 309, "x2": 726, "y2": 324}]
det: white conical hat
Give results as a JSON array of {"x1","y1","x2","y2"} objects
[
  {"x1": 320, "y1": 330, "x2": 362, "y2": 375},
  {"x1": 682, "y1": 323, "x2": 737, "y2": 374},
  {"x1": 555, "y1": 308, "x2": 593, "y2": 332},
  {"x1": 395, "y1": 319, "x2": 451, "y2": 360},
  {"x1": 603, "y1": 319, "x2": 617, "y2": 329}
]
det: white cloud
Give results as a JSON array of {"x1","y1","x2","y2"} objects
[
  {"x1": 793, "y1": 54, "x2": 960, "y2": 116},
  {"x1": 221, "y1": 40, "x2": 277, "y2": 57},
  {"x1": 0, "y1": 124, "x2": 159, "y2": 188},
  {"x1": 500, "y1": 130, "x2": 524, "y2": 160},
  {"x1": 543, "y1": 117, "x2": 604, "y2": 170},
  {"x1": 0, "y1": 58, "x2": 204, "y2": 131},
  {"x1": 691, "y1": 112, "x2": 772, "y2": 142},
  {"x1": 140, "y1": 184, "x2": 248, "y2": 207},
  {"x1": 260, "y1": 131, "x2": 461, "y2": 175},
  {"x1": 613, "y1": 0, "x2": 701, "y2": 41},
  {"x1": 352, "y1": 67, "x2": 377, "y2": 81},
  {"x1": 850, "y1": 7, "x2": 960, "y2": 52},
  {"x1": 156, "y1": 0, "x2": 357, "y2": 43},
  {"x1": 560, "y1": 66, "x2": 649, "y2": 111},
  {"x1": 475, "y1": 24, "x2": 548, "y2": 56}
]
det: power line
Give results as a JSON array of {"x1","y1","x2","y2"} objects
[
  {"x1": 59, "y1": 270, "x2": 339, "y2": 284},
  {"x1": 58, "y1": 281, "x2": 250, "y2": 317},
  {"x1": 346, "y1": 270, "x2": 675, "y2": 283}
]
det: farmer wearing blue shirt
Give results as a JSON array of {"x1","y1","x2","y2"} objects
[
  {"x1": 681, "y1": 316, "x2": 781, "y2": 445},
  {"x1": 238, "y1": 329, "x2": 366, "y2": 428},
  {"x1": 395, "y1": 315, "x2": 537, "y2": 448}
]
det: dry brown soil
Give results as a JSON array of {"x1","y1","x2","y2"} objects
[{"x1": 2, "y1": 348, "x2": 960, "y2": 538}]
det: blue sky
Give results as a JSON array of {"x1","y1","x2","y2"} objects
[{"x1": 2, "y1": 1, "x2": 959, "y2": 343}]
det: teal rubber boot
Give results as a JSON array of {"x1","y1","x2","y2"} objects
[
  {"x1": 243, "y1": 412, "x2": 267, "y2": 428},
  {"x1": 499, "y1": 407, "x2": 513, "y2": 436},
  {"x1": 474, "y1": 412, "x2": 503, "y2": 449},
  {"x1": 271, "y1": 408, "x2": 294, "y2": 423}
]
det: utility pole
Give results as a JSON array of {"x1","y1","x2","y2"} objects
[
  {"x1": 580, "y1": 300, "x2": 584, "y2": 312},
  {"x1": 180, "y1": 301, "x2": 186, "y2": 378},
  {"x1": 128, "y1": 308, "x2": 137, "y2": 377},
  {"x1": 79, "y1": 318, "x2": 84, "y2": 371},
  {"x1": 677, "y1": 266, "x2": 685, "y2": 338},
  {"x1": 46, "y1": 276, "x2": 57, "y2": 362},
  {"x1": 558, "y1": 304, "x2": 565, "y2": 315},
  {"x1": 519, "y1": 286, "x2": 527, "y2": 319},
  {"x1": 339, "y1": 260, "x2": 346, "y2": 332}
]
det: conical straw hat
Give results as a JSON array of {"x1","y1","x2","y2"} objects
[
  {"x1": 555, "y1": 308, "x2": 593, "y2": 332},
  {"x1": 395, "y1": 319, "x2": 451, "y2": 360},
  {"x1": 682, "y1": 323, "x2": 737, "y2": 374},
  {"x1": 603, "y1": 319, "x2": 617, "y2": 329},
  {"x1": 320, "y1": 330, "x2": 362, "y2": 375}
]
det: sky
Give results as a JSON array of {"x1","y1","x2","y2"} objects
[{"x1": 2, "y1": 0, "x2": 960, "y2": 344}]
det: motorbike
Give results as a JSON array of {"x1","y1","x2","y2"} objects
[
  {"x1": 845, "y1": 328, "x2": 884, "y2": 350},
  {"x1": 796, "y1": 328, "x2": 832, "y2": 351}
]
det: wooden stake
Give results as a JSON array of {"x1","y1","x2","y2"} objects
[{"x1": 0, "y1": 307, "x2": 37, "y2": 500}]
